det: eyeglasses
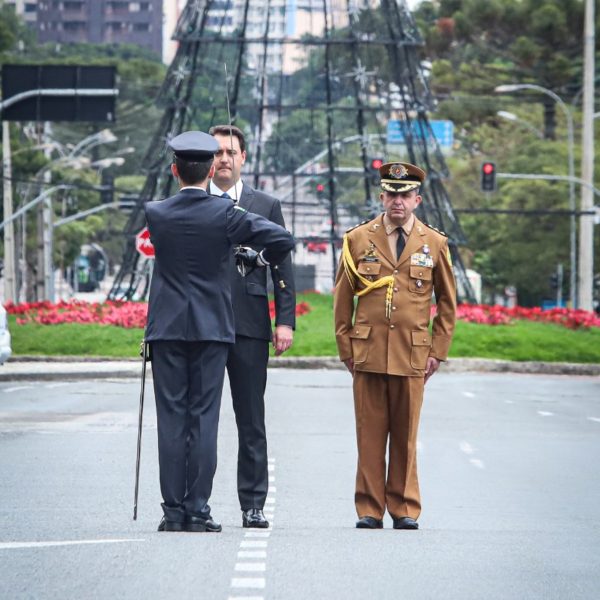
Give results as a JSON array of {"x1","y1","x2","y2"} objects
[{"x1": 214, "y1": 149, "x2": 239, "y2": 157}]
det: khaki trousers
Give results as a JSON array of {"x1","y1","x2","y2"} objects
[{"x1": 353, "y1": 371, "x2": 424, "y2": 520}]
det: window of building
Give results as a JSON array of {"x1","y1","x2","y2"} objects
[{"x1": 132, "y1": 22, "x2": 150, "y2": 32}]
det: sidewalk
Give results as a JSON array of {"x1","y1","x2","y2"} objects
[{"x1": 1, "y1": 355, "x2": 599, "y2": 381}]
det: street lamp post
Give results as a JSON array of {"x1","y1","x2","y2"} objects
[{"x1": 495, "y1": 84, "x2": 577, "y2": 308}]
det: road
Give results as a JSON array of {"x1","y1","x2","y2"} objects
[{"x1": 1, "y1": 370, "x2": 599, "y2": 599}]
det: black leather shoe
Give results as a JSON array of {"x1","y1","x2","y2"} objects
[
  {"x1": 185, "y1": 515, "x2": 222, "y2": 533},
  {"x1": 157, "y1": 517, "x2": 185, "y2": 532},
  {"x1": 392, "y1": 517, "x2": 419, "y2": 530},
  {"x1": 242, "y1": 509, "x2": 270, "y2": 529},
  {"x1": 356, "y1": 516, "x2": 383, "y2": 529}
]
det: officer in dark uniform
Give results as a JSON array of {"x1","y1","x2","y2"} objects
[{"x1": 145, "y1": 130, "x2": 295, "y2": 533}]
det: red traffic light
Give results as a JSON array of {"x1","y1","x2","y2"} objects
[
  {"x1": 371, "y1": 158, "x2": 384, "y2": 170},
  {"x1": 316, "y1": 183, "x2": 325, "y2": 192},
  {"x1": 482, "y1": 162, "x2": 495, "y2": 175}
]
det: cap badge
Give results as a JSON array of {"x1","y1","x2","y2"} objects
[{"x1": 389, "y1": 164, "x2": 408, "y2": 179}]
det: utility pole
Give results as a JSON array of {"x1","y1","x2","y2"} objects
[
  {"x1": 2, "y1": 121, "x2": 16, "y2": 303},
  {"x1": 579, "y1": 0, "x2": 595, "y2": 311}
]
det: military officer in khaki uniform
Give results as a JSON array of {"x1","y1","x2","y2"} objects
[{"x1": 334, "y1": 161, "x2": 456, "y2": 530}]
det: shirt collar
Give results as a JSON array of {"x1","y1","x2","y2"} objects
[
  {"x1": 209, "y1": 179, "x2": 243, "y2": 200},
  {"x1": 383, "y1": 213, "x2": 415, "y2": 236},
  {"x1": 180, "y1": 185, "x2": 206, "y2": 191}
]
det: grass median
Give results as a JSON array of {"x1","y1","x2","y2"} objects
[{"x1": 7, "y1": 293, "x2": 600, "y2": 363}]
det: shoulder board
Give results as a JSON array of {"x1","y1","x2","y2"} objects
[
  {"x1": 233, "y1": 205, "x2": 247, "y2": 213},
  {"x1": 424, "y1": 223, "x2": 447, "y2": 237},
  {"x1": 345, "y1": 219, "x2": 370, "y2": 233}
]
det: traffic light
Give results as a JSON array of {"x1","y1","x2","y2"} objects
[
  {"x1": 549, "y1": 273, "x2": 559, "y2": 289},
  {"x1": 480, "y1": 161, "x2": 497, "y2": 192},
  {"x1": 368, "y1": 157, "x2": 384, "y2": 184},
  {"x1": 316, "y1": 183, "x2": 325, "y2": 201}
]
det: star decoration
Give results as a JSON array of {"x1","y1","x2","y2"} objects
[{"x1": 345, "y1": 59, "x2": 375, "y2": 90}]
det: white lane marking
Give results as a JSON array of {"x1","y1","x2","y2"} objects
[
  {"x1": 268, "y1": 458, "x2": 275, "y2": 463},
  {"x1": 3, "y1": 386, "x2": 34, "y2": 393},
  {"x1": 232, "y1": 459, "x2": 275, "y2": 596},
  {"x1": 268, "y1": 476, "x2": 275, "y2": 483},
  {"x1": 462, "y1": 391, "x2": 476, "y2": 398},
  {"x1": 231, "y1": 579, "x2": 266, "y2": 589},
  {"x1": 269, "y1": 486, "x2": 277, "y2": 493},
  {"x1": 469, "y1": 458, "x2": 485, "y2": 469},
  {"x1": 459, "y1": 441, "x2": 475, "y2": 455},
  {"x1": 588, "y1": 417, "x2": 600, "y2": 423},
  {"x1": 235, "y1": 563, "x2": 266, "y2": 572},
  {"x1": 238, "y1": 551, "x2": 267, "y2": 559},
  {"x1": 44, "y1": 383, "x2": 71, "y2": 389},
  {"x1": 538, "y1": 411, "x2": 554, "y2": 417},
  {"x1": 240, "y1": 540, "x2": 268, "y2": 548},
  {"x1": 0, "y1": 538, "x2": 144, "y2": 550},
  {"x1": 505, "y1": 400, "x2": 514, "y2": 404}
]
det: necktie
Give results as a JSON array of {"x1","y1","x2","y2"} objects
[
  {"x1": 396, "y1": 229, "x2": 406, "y2": 261},
  {"x1": 221, "y1": 192, "x2": 231, "y2": 200}
]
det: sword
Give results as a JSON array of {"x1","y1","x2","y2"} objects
[{"x1": 133, "y1": 339, "x2": 149, "y2": 520}]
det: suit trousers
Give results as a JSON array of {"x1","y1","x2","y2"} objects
[
  {"x1": 151, "y1": 340, "x2": 229, "y2": 522},
  {"x1": 353, "y1": 371, "x2": 424, "y2": 520},
  {"x1": 226, "y1": 335, "x2": 269, "y2": 510}
]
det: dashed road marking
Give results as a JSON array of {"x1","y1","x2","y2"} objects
[
  {"x1": 469, "y1": 458, "x2": 485, "y2": 469},
  {"x1": 538, "y1": 411, "x2": 554, "y2": 417},
  {"x1": 462, "y1": 391, "x2": 476, "y2": 398},
  {"x1": 2, "y1": 386, "x2": 34, "y2": 393},
  {"x1": 230, "y1": 458, "x2": 276, "y2": 598},
  {"x1": 44, "y1": 383, "x2": 71, "y2": 389},
  {"x1": 459, "y1": 441, "x2": 475, "y2": 455},
  {"x1": 588, "y1": 417, "x2": 600, "y2": 423}
]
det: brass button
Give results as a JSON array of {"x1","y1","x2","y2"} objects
[
  {"x1": 393, "y1": 287, "x2": 398, "y2": 292},
  {"x1": 392, "y1": 306, "x2": 397, "y2": 310},
  {"x1": 423, "y1": 338, "x2": 427, "y2": 342},
  {"x1": 366, "y1": 267, "x2": 371, "y2": 271},
  {"x1": 419, "y1": 271, "x2": 423, "y2": 276},
  {"x1": 390, "y1": 324, "x2": 395, "y2": 329},
  {"x1": 393, "y1": 269, "x2": 398, "y2": 274}
]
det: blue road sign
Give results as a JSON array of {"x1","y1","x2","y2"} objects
[{"x1": 387, "y1": 119, "x2": 454, "y2": 148}]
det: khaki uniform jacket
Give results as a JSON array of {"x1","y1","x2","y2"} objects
[{"x1": 334, "y1": 214, "x2": 457, "y2": 377}]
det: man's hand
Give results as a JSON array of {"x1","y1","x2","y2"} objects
[
  {"x1": 343, "y1": 358, "x2": 355, "y2": 375},
  {"x1": 424, "y1": 356, "x2": 440, "y2": 384},
  {"x1": 273, "y1": 325, "x2": 293, "y2": 356},
  {"x1": 234, "y1": 246, "x2": 265, "y2": 277}
]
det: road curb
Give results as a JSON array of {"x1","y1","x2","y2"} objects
[{"x1": 1, "y1": 355, "x2": 599, "y2": 381}]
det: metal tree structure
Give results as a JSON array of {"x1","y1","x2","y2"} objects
[{"x1": 109, "y1": 0, "x2": 475, "y2": 301}]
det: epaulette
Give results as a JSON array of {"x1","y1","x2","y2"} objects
[
  {"x1": 345, "y1": 219, "x2": 370, "y2": 233},
  {"x1": 425, "y1": 223, "x2": 447, "y2": 237}
]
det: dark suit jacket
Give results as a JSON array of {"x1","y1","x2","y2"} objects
[
  {"x1": 228, "y1": 183, "x2": 296, "y2": 341},
  {"x1": 144, "y1": 188, "x2": 295, "y2": 342}
]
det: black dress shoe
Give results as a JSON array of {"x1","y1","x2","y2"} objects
[
  {"x1": 157, "y1": 517, "x2": 185, "y2": 532},
  {"x1": 185, "y1": 514, "x2": 222, "y2": 533},
  {"x1": 392, "y1": 517, "x2": 419, "y2": 530},
  {"x1": 356, "y1": 516, "x2": 383, "y2": 529},
  {"x1": 242, "y1": 509, "x2": 270, "y2": 529}
]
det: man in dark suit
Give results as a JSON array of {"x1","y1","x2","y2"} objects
[
  {"x1": 208, "y1": 125, "x2": 296, "y2": 528},
  {"x1": 145, "y1": 130, "x2": 294, "y2": 533}
]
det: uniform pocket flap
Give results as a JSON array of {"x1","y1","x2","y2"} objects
[
  {"x1": 409, "y1": 265, "x2": 432, "y2": 281},
  {"x1": 246, "y1": 282, "x2": 267, "y2": 297},
  {"x1": 412, "y1": 330, "x2": 432, "y2": 346},
  {"x1": 357, "y1": 262, "x2": 381, "y2": 275},
  {"x1": 349, "y1": 324, "x2": 372, "y2": 339}
]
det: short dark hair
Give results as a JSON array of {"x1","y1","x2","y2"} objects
[
  {"x1": 174, "y1": 156, "x2": 213, "y2": 185},
  {"x1": 209, "y1": 124, "x2": 246, "y2": 153}
]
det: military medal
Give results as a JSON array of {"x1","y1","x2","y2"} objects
[
  {"x1": 422, "y1": 244, "x2": 430, "y2": 255},
  {"x1": 416, "y1": 280, "x2": 423, "y2": 288},
  {"x1": 363, "y1": 242, "x2": 379, "y2": 262}
]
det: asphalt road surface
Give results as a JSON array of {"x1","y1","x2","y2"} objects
[{"x1": 1, "y1": 370, "x2": 599, "y2": 599}]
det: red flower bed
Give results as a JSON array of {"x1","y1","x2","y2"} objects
[
  {"x1": 431, "y1": 304, "x2": 600, "y2": 329},
  {"x1": 5, "y1": 299, "x2": 312, "y2": 329}
]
